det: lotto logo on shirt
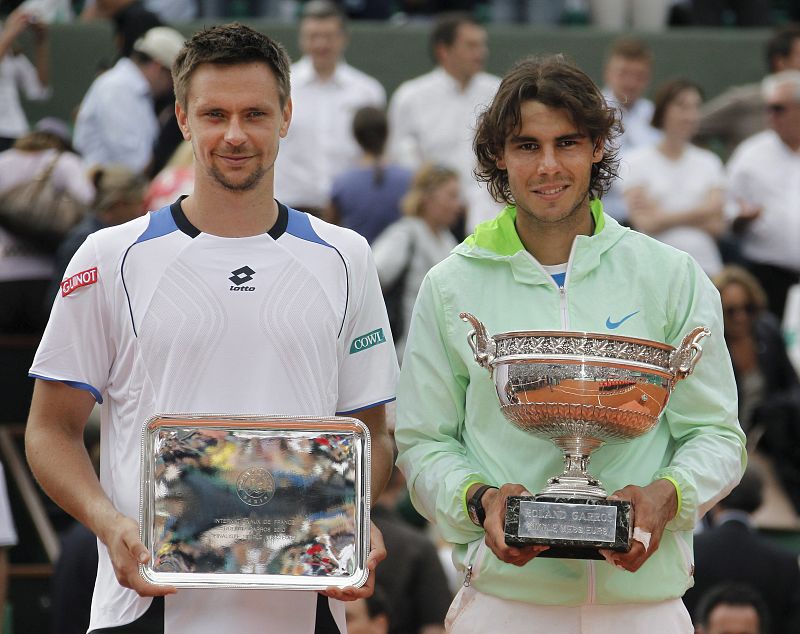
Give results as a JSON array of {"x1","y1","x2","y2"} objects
[{"x1": 61, "y1": 267, "x2": 98, "y2": 297}]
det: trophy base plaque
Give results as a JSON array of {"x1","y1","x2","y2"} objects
[{"x1": 504, "y1": 496, "x2": 632, "y2": 560}]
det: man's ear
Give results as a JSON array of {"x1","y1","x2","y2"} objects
[
  {"x1": 495, "y1": 148, "x2": 507, "y2": 171},
  {"x1": 280, "y1": 97, "x2": 293, "y2": 139},
  {"x1": 592, "y1": 138, "x2": 605, "y2": 164},
  {"x1": 176, "y1": 101, "x2": 191, "y2": 141}
]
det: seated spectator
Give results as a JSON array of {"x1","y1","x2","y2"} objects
[
  {"x1": 623, "y1": 78, "x2": 726, "y2": 276},
  {"x1": 0, "y1": 121, "x2": 94, "y2": 334},
  {"x1": 683, "y1": 466, "x2": 800, "y2": 631},
  {"x1": 372, "y1": 164, "x2": 462, "y2": 358},
  {"x1": 328, "y1": 106, "x2": 412, "y2": 244},
  {"x1": 713, "y1": 265, "x2": 800, "y2": 511},
  {"x1": 694, "y1": 584, "x2": 770, "y2": 634},
  {"x1": 47, "y1": 164, "x2": 147, "y2": 308},
  {"x1": 0, "y1": 7, "x2": 50, "y2": 151}
]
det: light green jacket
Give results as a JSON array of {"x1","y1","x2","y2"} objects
[{"x1": 395, "y1": 202, "x2": 746, "y2": 605}]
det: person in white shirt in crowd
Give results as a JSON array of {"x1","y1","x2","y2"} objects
[
  {"x1": 372, "y1": 163, "x2": 462, "y2": 360},
  {"x1": 600, "y1": 36, "x2": 661, "y2": 224},
  {"x1": 74, "y1": 25, "x2": 184, "y2": 174},
  {"x1": 623, "y1": 78, "x2": 726, "y2": 277},
  {"x1": 387, "y1": 12, "x2": 501, "y2": 232},
  {"x1": 0, "y1": 7, "x2": 50, "y2": 151},
  {"x1": 727, "y1": 69, "x2": 800, "y2": 322},
  {"x1": 274, "y1": 0, "x2": 385, "y2": 217}
]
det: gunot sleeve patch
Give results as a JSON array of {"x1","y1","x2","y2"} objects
[
  {"x1": 349, "y1": 328, "x2": 386, "y2": 354},
  {"x1": 61, "y1": 267, "x2": 98, "y2": 297}
]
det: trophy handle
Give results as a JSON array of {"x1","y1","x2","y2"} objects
[
  {"x1": 460, "y1": 312, "x2": 496, "y2": 371},
  {"x1": 669, "y1": 326, "x2": 710, "y2": 381}
]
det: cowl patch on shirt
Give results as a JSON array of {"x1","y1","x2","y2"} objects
[
  {"x1": 61, "y1": 267, "x2": 98, "y2": 297},
  {"x1": 350, "y1": 328, "x2": 386, "y2": 354}
]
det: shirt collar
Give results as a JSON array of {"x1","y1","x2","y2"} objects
[
  {"x1": 467, "y1": 199, "x2": 605, "y2": 256},
  {"x1": 293, "y1": 56, "x2": 349, "y2": 87}
]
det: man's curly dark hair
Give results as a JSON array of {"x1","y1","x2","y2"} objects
[{"x1": 474, "y1": 55, "x2": 623, "y2": 205}]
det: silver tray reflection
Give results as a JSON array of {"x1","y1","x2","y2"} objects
[{"x1": 139, "y1": 414, "x2": 371, "y2": 589}]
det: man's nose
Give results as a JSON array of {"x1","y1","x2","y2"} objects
[
  {"x1": 224, "y1": 117, "x2": 246, "y2": 145},
  {"x1": 538, "y1": 146, "x2": 560, "y2": 173}
]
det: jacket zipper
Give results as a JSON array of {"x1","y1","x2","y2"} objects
[
  {"x1": 463, "y1": 538, "x2": 486, "y2": 587},
  {"x1": 559, "y1": 286, "x2": 569, "y2": 329},
  {"x1": 523, "y1": 239, "x2": 577, "y2": 330}
]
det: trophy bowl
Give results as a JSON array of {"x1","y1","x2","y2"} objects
[{"x1": 460, "y1": 312, "x2": 709, "y2": 558}]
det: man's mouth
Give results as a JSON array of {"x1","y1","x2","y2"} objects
[{"x1": 533, "y1": 184, "x2": 569, "y2": 196}]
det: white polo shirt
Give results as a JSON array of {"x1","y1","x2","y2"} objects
[
  {"x1": 727, "y1": 129, "x2": 800, "y2": 273},
  {"x1": 387, "y1": 67, "x2": 502, "y2": 231},
  {"x1": 274, "y1": 57, "x2": 386, "y2": 210},
  {"x1": 73, "y1": 57, "x2": 158, "y2": 173},
  {"x1": 30, "y1": 199, "x2": 399, "y2": 633}
]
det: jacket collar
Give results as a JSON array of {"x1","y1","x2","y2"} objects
[{"x1": 454, "y1": 199, "x2": 625, "y2": 285}]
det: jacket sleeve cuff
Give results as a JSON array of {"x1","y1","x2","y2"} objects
[
  {"x1": 461, "y1": 479, "x2": 487, "y2": 521},
  {"x1": 657, "y1": 475, "x2": 682, "y2": 519},
  {"x1": 652, "y1": 468, "x2": 693, "y2": 530}
]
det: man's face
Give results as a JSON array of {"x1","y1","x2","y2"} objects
[
  {"x1": 176, "y1": 62, "x2": 291, "y2": 193},
  {"x1": 765, "y1": 81, "x2": 800, "y2": 150},
  {"x1": 438, "y1": 23, "x2": 488, "y2": 82},
  {"x1": 661, "y1": 87, "x2": 702, "y2": 141},
  {"x1": 720, "y1": 282, "x2": 757, "y2": 341},
  {"x1": 496, "y1": 100, "x2": 603, "y2": 228},
  {"x1": 703, "y1": 603, "x2": 760, "y2": 634},
  {"x1": 604, "y1": 55, "x2": 651, "y2": 106},
  {"x1": 299, "y1": 16, "x2": 347, "y2": 74}
]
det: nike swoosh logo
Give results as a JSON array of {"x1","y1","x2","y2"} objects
[{"x1": 606, "y1": 311, "x2": 640, "y2": 329}]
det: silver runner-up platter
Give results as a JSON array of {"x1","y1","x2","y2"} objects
[
  {"x1": 139, "y1": 414, "x2": 371, "y2": 589},
  {"x1": 460, "y1": 313, "x2": 709, "y2": 560}
]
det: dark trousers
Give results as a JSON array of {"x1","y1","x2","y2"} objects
[
  {"x1": 0, "y1": 279, "x2": 50, "y2": 335},
  {"x1": 746, "y1": 261, "x2": 800, "y2": 323}
]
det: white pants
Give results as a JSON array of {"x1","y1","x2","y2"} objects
[{"x1": 446, "y1": 586, "x2": 693, "y2": 634}]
